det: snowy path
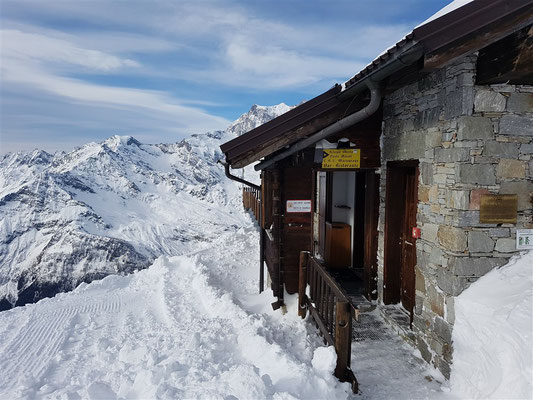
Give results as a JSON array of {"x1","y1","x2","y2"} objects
[
  {"x1": 350, "y1": 311, "x2": 450, "y2": 399},
  {"x1": 0, "y1": 221, "x2": 453, "y2": 399},
  {"x1": 0, "y1": 225, "x2": 350, "y2": 399}
]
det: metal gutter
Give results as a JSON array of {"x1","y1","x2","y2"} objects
[
  {"x1": 341, "y1": 41, "x2": 423, "y2": 97},
  {"x1": 219, "y1": 159, "x2": 266, "y2": 295},
  {"x1": 253, "y1": 41, "x2": 424, "y2": 171},
  {"x1": 218, "y1": 160, "x2": 261, "y2": 191},
  {"x1": 254, "y1": 81, "x2": 381, "y2": 171}
]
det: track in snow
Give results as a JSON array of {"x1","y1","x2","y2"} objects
[{"x1": 0, "y1": 292, "x2": 123, "y2": 394}]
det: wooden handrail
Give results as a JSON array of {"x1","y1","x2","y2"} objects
[
  {"x1": 308, "y1": 256, "x2": 353, "y2": 304},
  {"x1": 298, "y1": 251, "x2": 358, "y2": 393}
]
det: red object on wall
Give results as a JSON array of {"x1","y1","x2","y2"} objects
[{"x1": 412, "y1": 227, "x2": 421, "y2": 239}]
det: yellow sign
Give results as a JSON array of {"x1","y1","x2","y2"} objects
[{"x1": 321, "y1": 149, "x2": 360, "y2": 169}]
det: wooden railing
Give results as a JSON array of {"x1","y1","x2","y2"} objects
[
  {"x1": 242, "y1": 186, "x2": 261, "y2": 222},
  {"x1": 298, "y1": 251, "x2": 358, "y2": 393}
]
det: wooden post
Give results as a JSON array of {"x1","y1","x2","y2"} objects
[
  {"x1": 334, "y1": 301, "x2": 352, "y2": 381},
  {"x1": 252, "y1": 189, "x2": 255, "y2": 217},
  {"x1": 259, "y1": 228, "x2": 265, "y2": 293},
  {"x1": 259, "y1": 184, "x2": 264, "y2": 294},
  {"x1": 298, "y1": 251, "x2": 309, "y2": 318},
  {"x1": 272, "y1": 169, "x2": 283, "y2": 302}
]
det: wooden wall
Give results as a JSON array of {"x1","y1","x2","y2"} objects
[{"x1": 280, "y1": 166, "x2": 313, "y2": 293}]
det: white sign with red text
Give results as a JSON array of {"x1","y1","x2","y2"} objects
[{"x1": 286, "y1": 200, "x2": 312, "y2": 213}]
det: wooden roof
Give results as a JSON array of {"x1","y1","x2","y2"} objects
[{"x1": 220, "y1": 85, "x2": 343, "y2": 168}]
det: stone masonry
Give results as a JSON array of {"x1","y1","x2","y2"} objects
[{"x1": 377, "y1": 53, "x2": 533, "y2": 378}]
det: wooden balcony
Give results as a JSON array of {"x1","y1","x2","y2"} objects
[{"x1": 242, "y1": 186, "x2": 261, "y2": 222}]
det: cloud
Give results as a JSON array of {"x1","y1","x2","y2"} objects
[
  {"x1": 208, "y1": 40, "x2": 363, "y2": 89},
  {"x1": 0, "y1": 27, "x2": 231, "y2": 153},
  {"x1": 2, "y1": 29, "x2": 139, "y2": 73},
  {"x1": 141, "y1": 3, "x2": 411, "y2": 90},
  {"x1": 0, "y1": 86, "x2": 226, "y2": 154},
  {"x1": 2, "y1": 1, "x2": 411, "y2": 88},
  {"x1": 0, "y1": 0, "x2": 428, "y2": 154}
]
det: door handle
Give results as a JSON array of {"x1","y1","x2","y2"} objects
[{"x1": 404, "y1": 240, "x2": 413, "y2": 246}]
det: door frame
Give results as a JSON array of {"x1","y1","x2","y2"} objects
[
  {"x1": 383, "y1": 160, "x2": 419, "y2": 315},
  {"x1": 312, "y1": 168, "x2": 380, "y2": 300}
]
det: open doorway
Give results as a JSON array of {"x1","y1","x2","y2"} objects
[
  {"x1": 313, "y1": 170, "x2": 379, "y2": 301},
  {"x1": 383, "y1": 161, "x2": 419, "y2": 319}
]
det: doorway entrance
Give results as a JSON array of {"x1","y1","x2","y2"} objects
[
  {"x1": 313, "y1": 169, "x2": 379, "y2": 301},
  {"x1": 383, "y1": 161, "x2": 419, "y2": 318}
]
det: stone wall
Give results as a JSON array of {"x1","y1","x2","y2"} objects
[{"x1": 377, "y1": 53, "x2": 533, "y2": 377}]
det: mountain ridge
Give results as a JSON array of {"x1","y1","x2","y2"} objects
[{"x1": 0, "y1": 103, "x2": 292, "y2": 310}]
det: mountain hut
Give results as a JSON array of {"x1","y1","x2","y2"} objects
[{"x1": 220, "y1": 0, "x2": 533, "y2": 390}]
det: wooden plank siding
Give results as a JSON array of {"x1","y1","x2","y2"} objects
[
  {"x1": 280, "y1": 166, "x2": 313, "y2": 293},
  {"x1": 261, "y1": 168, "x2": 283, "y2": 299}
]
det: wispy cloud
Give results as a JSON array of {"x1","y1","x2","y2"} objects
[
  {"x1": 0, "y1": 25, "x2": 230, "y2": 152},
  {"x1": 2, "y1": 29, "x2": 140, "y2": 72},
  {"x1": 146, "y1": 2, "x2": 411, "y2": 89}
]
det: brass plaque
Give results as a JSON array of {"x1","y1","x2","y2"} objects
[{"x1": 479, "y1": 194, "x2": 518, "y2": 224}]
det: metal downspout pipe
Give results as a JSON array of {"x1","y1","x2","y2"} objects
[
  {"x1": 219, "y1": 160, "x2": 261, "y2": 191},
  {"x1": 254, "y1": 81, "x2": 382, "y2": 171},
  {"x1": 218, "y1": 159, "x2": 265, "y2": 293}
]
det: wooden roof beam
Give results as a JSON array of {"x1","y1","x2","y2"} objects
[{"x1": 423, "y1": 7, "x2": 533, "y2": 70}]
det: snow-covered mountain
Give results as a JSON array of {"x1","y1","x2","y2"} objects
[{"x1": 0, "y1": 103, "x2": 292, "y2": 311}]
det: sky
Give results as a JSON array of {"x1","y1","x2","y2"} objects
[{"x1": 0, "y1": 0, "x2": 452, "y2": 154}]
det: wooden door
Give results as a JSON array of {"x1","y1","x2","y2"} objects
[
  {"x1": 384, "y1": 161, "x2": 418, "y2": 318},
  {"x1": 400, "y1": 167, "x2": 418, "y2": 314}
]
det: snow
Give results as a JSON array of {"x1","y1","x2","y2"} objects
[
  {"x1": 312, "y1": 346, "x2": 337, "y2": 379},
  {"x1": 0, "y1": 203, "x2": 461, "y2": 399},
  {"x1": 449, "y1": 251, "x2": 533, "y2": 399},
  {"x1": 0, "y1": 223, "x2": 352, "y2": 400},
  {"x1": 342, "y1": 0, "x2": 474, "y2": 89},
  {"x1": 1, "y1": 99, "x2": 532, "y2": 398},
  {"x1": 419, "y1": 0, "x2": 474, "y2": 27}
]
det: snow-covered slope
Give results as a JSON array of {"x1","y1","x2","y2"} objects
[
  {"x1": 0, "y1": 104, "x2": 292, "y2": 311},
  {"x1": 0, "y1": 223, "x2": 353, "y2": 399}
]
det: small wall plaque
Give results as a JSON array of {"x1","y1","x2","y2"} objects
[
  {"x1": 479, "y1": 194, "x2": 518, "y2": 224},
  {"x1": 286, "y1": 199, "x2": 312, "y2": 213},
  {"x1": 517, "y1": 229, "x2": 533, "y2": 250}
]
